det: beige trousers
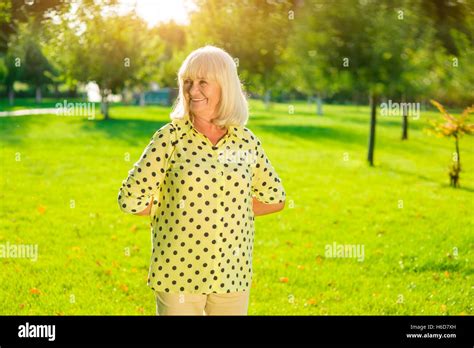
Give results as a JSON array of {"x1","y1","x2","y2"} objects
[{"x1": 155, "y1": 291, "x2": 250, "y2": 316}]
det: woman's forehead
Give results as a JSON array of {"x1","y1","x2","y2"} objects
[{"x1": 183, "y1": 76, "x2": 208, "y2": 80}]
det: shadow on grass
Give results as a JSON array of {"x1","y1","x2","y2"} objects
[
  {"x1": 380, "y1": 164, "x2": 439, "y2": 184},
  {"x1": 414, "y1": 261, "x2": 473, "y2": 275},
  {"x1": 382, "y1": 164, "x2": 474, "y2": 192},
  {"x1": 336, "y1": 113, "x2": 428, "y2": 131},
  {"x1": 253, "y1": 123, "x2": 368, "y2": 146},
  {"x1": 0, "y1": 115, "x2": 50, "y2": 146},
  {"x1": 79, "y1": 117, "x2": 369, "y2": 148},
  {"x1": 79, "y1": 117, "x2": 168, "y2": 147}
]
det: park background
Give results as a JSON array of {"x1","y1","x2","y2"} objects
[{"x1": 0, "y1": 0, "x2": 472, "y2": 315}]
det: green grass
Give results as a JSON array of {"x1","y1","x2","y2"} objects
[{"x1": 0, "y1": 99, "x2": 472, "y2": 315}]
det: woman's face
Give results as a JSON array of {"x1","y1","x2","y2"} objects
[{"x1": 183, "y1": 77, "x2": 221, "y2": 121}]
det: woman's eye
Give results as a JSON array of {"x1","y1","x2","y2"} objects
[{"x1": 199, "y1": 81, "x2": 207, "y2": 85}]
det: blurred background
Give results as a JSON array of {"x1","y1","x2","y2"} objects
[{"x1": 0, "y1": 0, "x2": 472, "y2": 315}]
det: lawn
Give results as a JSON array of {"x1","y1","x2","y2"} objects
[{"x1": 0, "y1": 99, "x2": 472, "y2": 315}]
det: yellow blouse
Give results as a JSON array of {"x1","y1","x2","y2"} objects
[{"x1": 118, "y1": 117, "x2": 286, "y2": 294}]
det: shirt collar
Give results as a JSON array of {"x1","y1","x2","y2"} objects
[{"x1": 171, "y1": 117, "x2": 244, "y2": 140}]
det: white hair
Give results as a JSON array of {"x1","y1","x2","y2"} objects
[{"x1": 170, "y1": 45, "x2": 249, "y2": 127}]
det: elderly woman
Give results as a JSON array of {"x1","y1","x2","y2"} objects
[{"x1": 118, "y1": 45, "x2": 286, "y2": 315}]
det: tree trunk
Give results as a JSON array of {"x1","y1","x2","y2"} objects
[
  {"x1": 7, "y1": 84, "x2": 14, "y2": 106},
  {"x1": 402, "y1": 114, "x2": 408, "y2": 140},
  {"x1": 316, "y1": 92, "x2": 323, "y2": 116},
  {"x1": 450, "y1": 135, "x2": 461, "y2": 188},
  {"x1": 139, "y1": 91, "x2": 146, "y2": 106},
  {"x1": 401, "y1": 94, "x2": 408, "y2": 140},
  {"x1": 35, "y1": 86, "x2": 42, "y2": 104},
  {"x1": 455, "y1": 135, "x2": 460, "y2": 169},
  {"x1": 367, "y1": 93, "x2": 378, "y2": 166},
  {"x1": 264, "y1": 90, "x2": 271, "y2": 110},
  {"x1": 101, "y1": 91, "x2": 110, "y2": 120}
]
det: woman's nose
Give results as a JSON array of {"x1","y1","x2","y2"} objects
[{"x1": 188, "y1": 82, "x2": 201, "y2": 96}]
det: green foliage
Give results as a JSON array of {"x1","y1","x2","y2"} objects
[
  {"x1": 0, "y1": 55, "x2": 7, "y2": 82},
  {"x1": 429, "y1": 100, "x2": 474, "y2": 138},
  {"x1": 1, "y1": 0, "x2": 473, "y2": 107},
  {"x1": 187, "y1": 0, "x2": 294, "y2": 97}
]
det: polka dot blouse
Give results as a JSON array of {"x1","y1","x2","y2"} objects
[{"x1": 118, "y1": 117, "x2": 286, "y2": 294}]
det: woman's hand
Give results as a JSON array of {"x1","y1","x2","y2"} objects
[
  {"x1": 135, "y1": 198, "x2": 153, "y2": 216},
  {"x1": 252, "y1": 196, "x2": 285, "y2": 216}
]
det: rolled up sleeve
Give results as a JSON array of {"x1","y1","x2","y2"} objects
[
  {"x1": 251, "y1": 136, "x2": 286, "y2": 204},
  {"x1": 117, "y1": 123, "x2": 175, "y2": 214}
]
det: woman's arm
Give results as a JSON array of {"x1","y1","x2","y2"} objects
[
  {"x1": 252, "y1": 196, "x2": 285, "y2": 216},
  {"x1": 118, "y1": 123, "x2": 174, "y2": 215},
  {"x1": 135, "y1": 198, "x2": 153, "y2": 216}
]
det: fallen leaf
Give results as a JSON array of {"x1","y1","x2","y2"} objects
[
  {"x1": 37, "y1": 206, "x2": 46, "y2": 214},
  {"x1": 307, "y1": 298, "x2": 317, "y2": 305},
  {"x1": 315, "y1": 255, "x2": 324, "y2": 265},
  {"x1": 30, "y1": 288, "x2": 41, "y2": 295},
  {"x1": 130, "y1": 225, "x2": 137, "y2": 232},
  {"x1": 297, "y1": 265, "x2": 305, "y2": 270},
  {"x1": 279, "y1": 277, "x2": 289, "y2": 283}
]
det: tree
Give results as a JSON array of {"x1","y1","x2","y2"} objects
[
  {"x1": 17, "y1": 21, "x2": 54, "y2": 103},
  {"x1": 0, "y1": 0, "x2": 66, "y2": 104},
  {"x1": 281, "y1": 1, "x2": 349, "y2": 115},
  {"x1": 427, "y1": 100, "x2": 474, "y2": 188},
  {"x1": 0, "y1": 0, "x2": 66, "y2": 54},
  {"x1": 71, "y1": 3, "x2": 150, "y2": 119},
  {"x1": 187, "y1": 0, "x2": 295, "y2": 109},
  {"x1": 292, "y1": 0, "x2": 446, "y2": 165},
  {"x1": 152, "y1": 21, "x2": 187, "y2": 88}
]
